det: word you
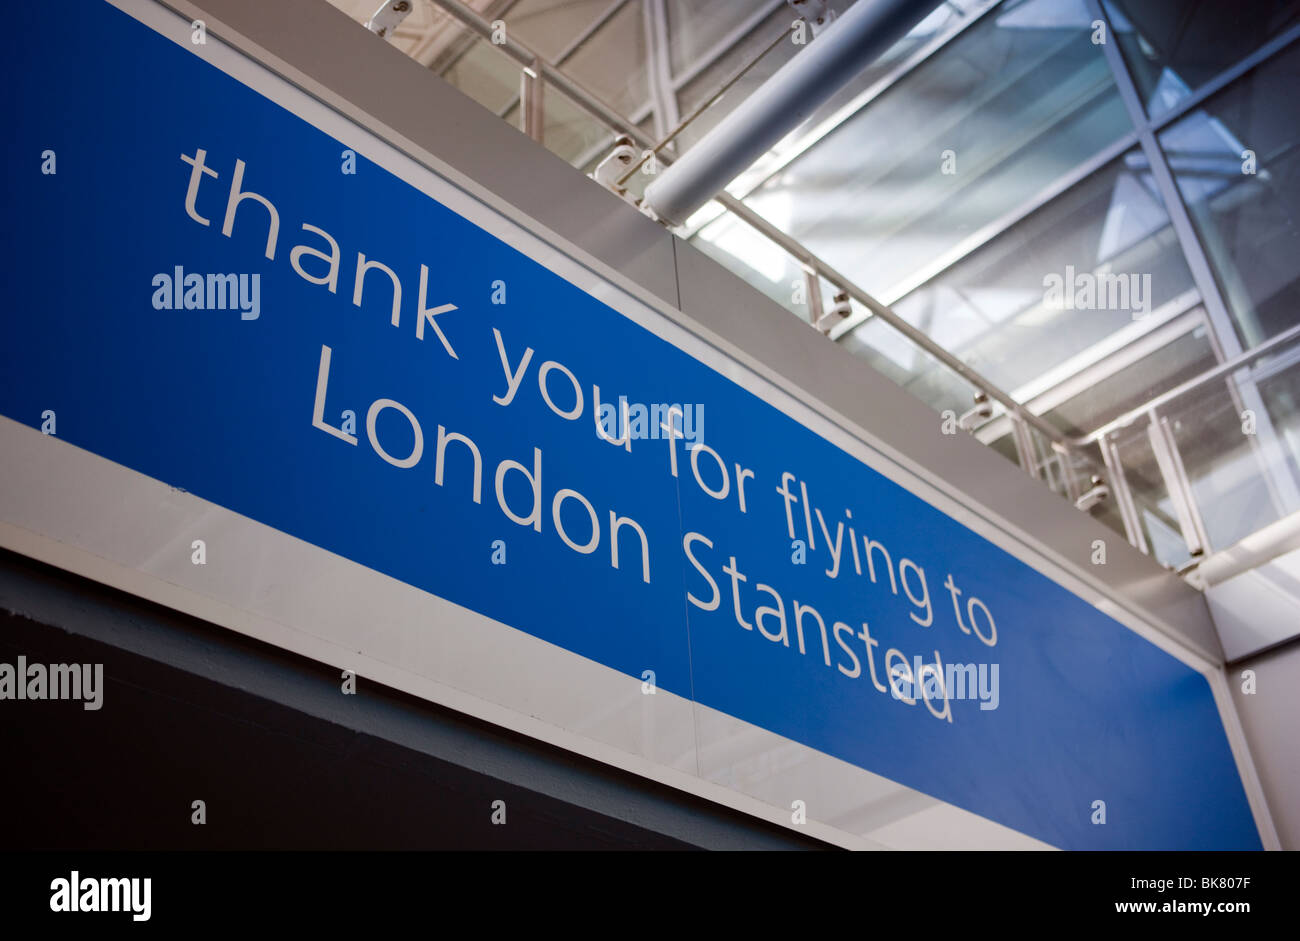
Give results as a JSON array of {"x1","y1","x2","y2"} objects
[{"x1": 493, "y1": 328, "x2": 707, "y2": 449}]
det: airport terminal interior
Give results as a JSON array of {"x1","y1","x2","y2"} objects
[
  {"x1": 331, "y1": 0, "x2": 1300, "y2": 578},
  {"x1": 334, "y1": 0, "x2": 1300, "y2": 846},
  {"x1": 2, "y1": 0, "x2": 1298, "y2": 855}
]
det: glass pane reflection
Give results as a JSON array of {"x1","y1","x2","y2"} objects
[
  {"x1": 1103, "y1": 0, "x2": 1300, "y2": 119},
  {"x1": 740, "y1": 0, "x2": 1131, "y2": 298},
  {"x1": 843, "y1": 147, "x2": 1195, "y2": 395},
  {"x1": 1159, "y1": 42, "x2": 1300, "y2": 350}
]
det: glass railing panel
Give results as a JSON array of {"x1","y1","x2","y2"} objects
[
  {"x1": 1108, "y1": 420, "x2": 1194, "y2": 568},
  {"x1": 435, "y1": 31, "x2": 527, "y2": 128},
  {"x1": 1161, "y1": 349, "x2": 1300, "y2": 552}
]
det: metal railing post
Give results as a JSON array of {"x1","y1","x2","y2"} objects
[
  {"x1": 804, "y1": 267, "x2": 824, "y2": 327},
  {"x1": 1146, "y1": 413, "x2": 1210, "y2": 557},
  {"x1": 520, "y1": 59, "x2": 544, "y2": 143},
  {"x1": 1098, "y1": 432, "x2": 1149, "y2": 553},
  {"x1": 1008, "y1": 414, "x2": 1039, "y2": 479},
  {"x1": 1052, "y1": 442, "x2": 1081, "y2": 504}
]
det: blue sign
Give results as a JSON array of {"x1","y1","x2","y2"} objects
[{"x1": 0, "y1": 0, "x2": 1261, "y2": 849}]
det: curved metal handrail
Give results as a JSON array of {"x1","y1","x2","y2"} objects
[{"x1": 1070, "y1": 321, "x2": 1300, "y2": 448}]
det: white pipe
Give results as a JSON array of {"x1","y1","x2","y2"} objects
[{"x1": 641, "y1": 0, "x2": 942, "y2": 226}]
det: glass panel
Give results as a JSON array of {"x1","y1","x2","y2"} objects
[
  {"x1": 1158, "y1": 42, "x2": 1300, "y2": 349},
  {"x1": 1103, "y1": 0, "x2": 1300, "y2": 119},
  {"x1": 549, "y1": 0, "x2": 649, "y2": 120},
  {"x1": 737, "y1": 0, "x2": 1132, "y2": 299},
  {"x1": 839, "y1": 146, "x2": 1195, "y2": 396},
  {"x1": 673, "y1": 6, "x2": 800, "y2": 151},
  {"x1": 1162, "y1": 351, "x2": 1300, "y2": 551},
  {"x1": 540, "y1": 84, "x2": 621, "y2": 169},
  {"x1": 493, "y1": 0, "x2": 650, "y2": 124},
  {"x1": 988, "y1": 424, "x2": 1109, "y2": 512},
  {"x1": 666, "y1": 0, "x2": 801, "y2": 76},
  {"x1": 509, "y1": 0, "x2": 625, "y2": 61},
  {"x1": 1039, "y1": 319, "x2": 1217, "y2": 438},
  {"x1": 1259, "y1": 353, "x2": 1300, "y2": 493},
  {"x1": 688, "y1": 212, "x2": 813, "y2": 322},
  {"x1": 1110, "y1": 422, "x2": 1192, "y2": 568},
  {"x1": 838, "y1": 308, "x2": 982, "y2": 416},
  {"x1": 984, "y1": 427, "x2": 1143, "y2": 541},
  {"x1": 439, "y1": 36, "x2": 526, "y2": 120}
]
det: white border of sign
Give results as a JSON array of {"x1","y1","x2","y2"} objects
[{"x1": 0, "y1": 0, "x2": 1276, "y2": 849}]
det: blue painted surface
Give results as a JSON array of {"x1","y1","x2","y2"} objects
[{"x1": 0, "y1": 1, "x2": 1261, "y2": 849}]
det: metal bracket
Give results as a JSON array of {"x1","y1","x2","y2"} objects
[
  {"x1": 590, "y1": 137, "x2": 642, "y2": 207},
  {"x1": 1074, "y1": 475, "x2": 1109, "y2": 513},
  {"x1": 813, "y1": 289, "x2": 851, "y2": 334},
  {"x1": 787, "y1": 0, "x2": 835, "y2": 36},
  {"x1": 958, "y1": 391, "x2": 993, "y2": 432},
  {"x1": 365, "y1": 0, "x2": 413, "y2": 39}
]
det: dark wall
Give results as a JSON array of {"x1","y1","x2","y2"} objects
[{"x1": 0, "y1": 551, "x2": 829, "y2": 850}]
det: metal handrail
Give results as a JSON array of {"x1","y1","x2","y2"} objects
[
  {"x1": 710, "y1": 192, "x2": 1082, "y2": 451},
  {"x1": 416, "y1": 0, "x2": 1300, "y2": 574},
  {"x1": 494, "y1": 0, "x2": 635, "y2": 120},
  {"x1": 426, "y1": 0, "x2": 650, "y2": 149},
  {"x1": 1072, "y1": 321, "x2": 1300, "y2": 447},
  {"x1": 420, "y1": 0, "x2": 1086, "y2": 456}
]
